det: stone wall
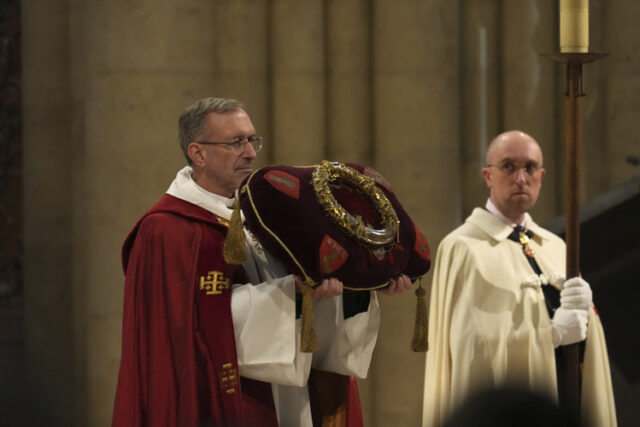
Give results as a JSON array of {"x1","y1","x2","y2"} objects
[{"x1": 21, "y1": 1, "x2": 639, "y2": 425}]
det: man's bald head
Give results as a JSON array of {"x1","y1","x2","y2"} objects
[
  {"x1": 485, "y1": 130, "x2": 543, "y2": 166},
  {"x1": 481, "y1": 130, "x2": 546, "y2": 223}
]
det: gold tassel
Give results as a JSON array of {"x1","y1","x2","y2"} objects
[
  {"x1": 300, "y1": 284, "x2": 319, "y2": 353},
  {"x1": 223, "y1": 198, "x2": 247, "y2": 265},
  {"x1": 410, "y1": 279, "x2": 428, "y2": 352}
]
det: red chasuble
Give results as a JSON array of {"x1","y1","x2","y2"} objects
[{"x1": 112, "y1": 194, "x2": 277, "y2": 427}]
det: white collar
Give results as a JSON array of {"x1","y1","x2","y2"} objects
[
  {"x1": 468, "y1": 207, "x2": 553, "y2": 243},
  {"x1": 485, "y1": 198, "x2": 530, "y2": 229},
  {"x1": 166, "y1": 166, "x2": 243, "y2": 222}
]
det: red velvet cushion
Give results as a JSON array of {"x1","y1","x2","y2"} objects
[{"x1": 239, "y1": 162, "x2": 431, "y2": 291}]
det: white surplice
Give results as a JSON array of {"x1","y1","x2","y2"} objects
[{"x1": 168, "y1": 166, "x2": 380, "y2": 426}]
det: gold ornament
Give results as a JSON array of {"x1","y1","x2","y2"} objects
[
  {"x1": 311, "y1": 161, "x2": 400, "y2": 248},
  {"x1": 410, "y1": 280, "x2": 428, "y2": 352},
  {"x1": 223, "y1": 198, "x2": 247, "y2": 265}
]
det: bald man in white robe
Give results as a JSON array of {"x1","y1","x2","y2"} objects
[{"x1": 422, "y1": 131, "x2": 617, "y2": 427}]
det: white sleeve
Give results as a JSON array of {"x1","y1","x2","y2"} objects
[
  {"x1": 231, "y1": 274, "x2": 312, "y2": 386},
  {"x1": 311, "y1": 291, "x2": 381, "y2": 378}
]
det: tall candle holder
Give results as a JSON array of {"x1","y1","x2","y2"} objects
[{"x1": 541, "y1": 50, "x2": 607, "y2": 419}]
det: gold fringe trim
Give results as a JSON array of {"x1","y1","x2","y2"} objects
[
  {"x1": 410, "y1": 280, "x2": 428, "y2": 352},
  {"x1": 300, "y1": 284, "x2": 319, "y2": 353},
  {"x1": 223, "y1": 198, "x2": 246, "y2": 265}
]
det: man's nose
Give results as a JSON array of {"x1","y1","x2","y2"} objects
[
  {"x1": 243, "y1": 142, "x2": 258, "y2": 159},
  {"x1": 513, "y1": 167, "x2": 527, "y2": 182}
]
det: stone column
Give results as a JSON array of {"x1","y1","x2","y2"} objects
[
  {"x1": 271, "y1": 0, "x2": 326, "y2": 164},
  {"x1": 79, "y1": 2, "x2": 193, "y2": 423},
  {"x1": 368, "y1": 1, "x2": 461, "y2": 426},
  {"x1": 69, "y1": 1, "x2": 89, "y2": 424},
  {"x1": 460, "y1": 0, "x2": 500, "y2": 216},
  {"x1": 22, "y1": 0, "x2": 75, "y2": 425},
  {"x1": 603, "y1": 0, "x2": 640, "y2": 188},
  {"x1": 326, "y1": 0, "x2": 372, "y2": 165}
]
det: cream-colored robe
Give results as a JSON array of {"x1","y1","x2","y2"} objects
[{"x1": 422, "y1": 208, "x2": 616, "y2": 427}]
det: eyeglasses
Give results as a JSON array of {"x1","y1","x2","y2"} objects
[
  {"x1": 194, "y1": 136, "x2": 263, "y2": 154},
  {"x1": 487, "y1": 160, "x2": 542, "y2": 177}
]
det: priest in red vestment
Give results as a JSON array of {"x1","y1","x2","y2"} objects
[{"x1": 112, "y1": 97, "x2": 413, "y2": 427}]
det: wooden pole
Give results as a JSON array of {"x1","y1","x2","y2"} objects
[
  {"x1": 563, "y1": 58, "x2": 583, "y2": 419},
  {"x1": 542, "y1": 51, "x2": 607, "y2": 419}
]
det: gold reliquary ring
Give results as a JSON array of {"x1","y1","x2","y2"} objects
[{"x1": 311, "y1": 160, "x2": 400, "y2": 247}]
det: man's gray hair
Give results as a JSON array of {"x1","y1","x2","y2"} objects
[{"x1": 178, "y1": 97, "x2": 245, "y2": 164}]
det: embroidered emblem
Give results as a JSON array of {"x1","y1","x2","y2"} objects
[
  {"x1": 371, "y1": 246, "x2": 388, "y2": 261},
  {"x1": 218, "y1": 362, "x2": 238, "y2": 394},
  {"x1": 265, "y1": 170, "x2": 300, "y2": 199},
  {"x1": 414, "y1": 225, "x2": 431, "y2": 262},
  {"x1": 368, "y1": 243, "x2": 405, "y2": 264},
  {"x1": 318, "y1": 235, "x2": 349, "y2": 274},
  {"x1": 363, "y1": 166, "x2": 392, "y2": 191},
  {"x1": 518, "y1": 232, "x2": 535, "y2": 257},
  {"x1": 200, "y1": 271, "x2": 230, "y2": 295}
]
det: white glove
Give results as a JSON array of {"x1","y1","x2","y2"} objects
[
  {"x1": 560, "y1": 277, "x2": 593, "y2": 311},
  {"x1": 551, "y1": 307, "x2": 588, "y2": 348}
]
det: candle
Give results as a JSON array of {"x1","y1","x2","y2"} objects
[{"x1": 560, "y1": 0, "x2": 589, "y2": 52}]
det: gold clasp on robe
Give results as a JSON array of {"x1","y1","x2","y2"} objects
[{"x1": 518, "y1": 232, "x2": 536, "y2": 257}]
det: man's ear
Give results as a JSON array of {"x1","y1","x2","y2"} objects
[
  {"x1": 481, "y1": 167, "x2": 492, "y2": 188},
  {"x1": 187, "y1": 142, "x2": 205, "y2": 166}
]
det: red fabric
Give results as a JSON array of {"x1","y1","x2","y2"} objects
[
  {"x1": 347, "y1": 377, "x2": 364, "y2": 427},
  {"x1": 112, "y1": 194, "x2": 277, "y2": 427},
  {"x1": 239, "y1": 163, "x2": 431, "y2": 289}
]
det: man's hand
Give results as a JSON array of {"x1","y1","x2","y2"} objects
[
  {"x1": 551, "y1": 307, "x2": 588, "y2": 348},
  {"x1": 294, "y1": 275, "x2": 343, "y2": 301},
  {"x1": 377, "y1": 274, "x2": 413, "y2": 296},
  {"x1": 560, "y1": 277, "x2": 593, "y2": 311}
]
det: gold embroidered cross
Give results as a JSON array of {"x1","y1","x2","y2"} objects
[
  {"x1": 200, "y1": 271, "x2": 230, "y2": 295},
  {"x1": 218, "y1": 362, "x2": 238, "y2": 394}
]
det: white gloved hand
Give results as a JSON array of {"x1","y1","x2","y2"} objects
[
  {"x1": 560, "y1": 277, "x2": 593, "y2": 311},
  {"x1": 551, "y1": 307, "x2": 588, "y2": 348}
]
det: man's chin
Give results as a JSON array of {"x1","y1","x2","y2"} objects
[
  {"x1": 511, "y1": 193, "x2": 531, "y2": 205},
  {"x1": 507, "y1": 195, "x2": 534, "y2": 214}
]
